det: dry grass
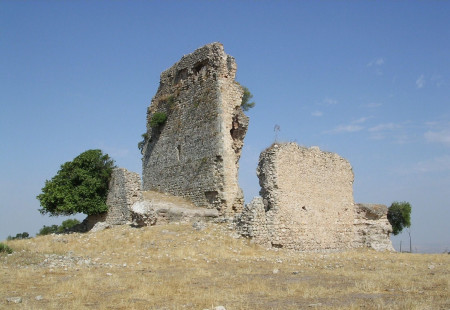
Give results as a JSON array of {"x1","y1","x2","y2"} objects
[{"x1": 1, "y1": 223, "x2": 449, "y2": 309}]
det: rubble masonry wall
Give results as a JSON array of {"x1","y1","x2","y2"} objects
[{"x1": 141, "y1": 43, "x2": 248, "y2": 217}]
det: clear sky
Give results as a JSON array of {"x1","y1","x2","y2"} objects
[{"x1": 1, "y1": 1, "x2": 449, "y2": 253}]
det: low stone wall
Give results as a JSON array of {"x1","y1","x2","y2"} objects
[
  {"x1": 104, "y1": 168, "x2": 142, "y2": 225},
  {"x1": 235, "y1": 197, "x2": 270, "y2": 245},
  {"x1": 353, "y1": 203, "x2": 394, "y2": 251}
]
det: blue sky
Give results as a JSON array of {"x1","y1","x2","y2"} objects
[{"x1": 1, "y1": 1, "x2": 448, "y2": 253}]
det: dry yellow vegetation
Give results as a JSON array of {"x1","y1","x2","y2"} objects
[{"x1": 1, "y1": 223, "x2": 449, "y2": 309}]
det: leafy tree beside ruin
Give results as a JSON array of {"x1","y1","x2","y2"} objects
[
  {"x1": 387, "y1": 201, "x2": 412, "y2": 235},
  {"x1": 37, "y1": 219, "x2": 80, "y2": 235},
  {"x1": 37, "y1": 150, "x2": 115, "y2": 216}
]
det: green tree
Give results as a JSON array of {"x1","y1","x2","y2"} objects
[
  {"x1": 37, "y1": 149, "x2": 115, "y2": 216},
  {"x1": 7, "y1": 232, "x2": 30, "y2": 240},
  {"x1": 241, "y1": 86, "x2": 255, "y2": 112},
  {"x1": 36, "y1": 219, "x2": 80, "y2": 236},
  {"x1": 57, "y1": 219, "x2": 80, "y2": 233},
  {"x1": 37, "y1": 225, "x2": 59, "y2": 236},
  {"x1": 387, "y1": 201, "x2": 412, "y2": 235}
]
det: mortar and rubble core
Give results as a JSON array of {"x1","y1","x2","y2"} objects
[{"x1": 353, "y1": 203, "x2": 395, "y2": 251}]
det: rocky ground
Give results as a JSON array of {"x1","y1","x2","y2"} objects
[{"x1": 1, "y1": 223, "x2": 449, "y2": 309}]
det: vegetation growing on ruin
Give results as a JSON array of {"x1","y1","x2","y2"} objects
[
  {"x1": 138, "y1": 133, "x2": 148, "y2": 152},
  {"x1": 166, "y1": 95, "x2": 176, "y2": 110},
  {"x1": 387, "y1": 201, "x2": 412, "y2": 235},
  {"x1": 241, "y1": 86, "x2": 255, "y2": 111},
  {"x1": 150, "y1": 112, "x2": 168, "y2": 128},
  {"x1": 37, "y1": 149, "x2": 115, "y2": 216}
]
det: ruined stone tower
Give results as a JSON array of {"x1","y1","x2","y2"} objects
[{"x1": 141, "y1": 43, "x2": 248, "y2": 217}]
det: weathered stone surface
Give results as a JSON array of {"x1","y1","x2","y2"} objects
[
  {"x1": 130, "y1": 201, "x2": 157, "y2": 226},
  {"x1": 131, "y1": 191, "x2": 219, "y2": 226},
  {"x1": 90, "y1": 221, "x2": 111, "y2": 233},
  {"x1": 6, "y1": 297, "x2": 22, "y2": 304},
  {"x1": 240, "y1": 142, "x2": 355, "y2": 251},
  {"x1": 353, "y1": 203, "x2": 395, "y2": 251},
  {"x1": 235, "y1": 197, "x2": 269, "y2": 246},
  {"x1": 105, "y1": 168, "x2": 142, "y2": 225},
  {"x1": 77, "y1": 213, "x2": 107, "y2": 232},
  {"x1": 141, "y1": 42, "x2": 248, "y2": 217},
  {"x1": 236, "y1": 143, "x2": 394, "y2": 252}
]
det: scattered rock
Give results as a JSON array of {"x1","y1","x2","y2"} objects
[
  {"x1": 35, "y1": 295, "x2": 43, "y2": 301},
  {"x1": 91, "y1": 221, "x2": 111, "y2": 233},
  {"x1": 192, "y1": 221, "x2": 207, "y2": 231},
  {"x1": 308, "y1": 303, "x2": 322, "y2": 307},
  {"x1": 6, "y1": 297, "x2": 22, "y2": 303}
]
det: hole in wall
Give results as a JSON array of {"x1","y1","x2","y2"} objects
[
  {"x1": 204, "y1": 191, "x2": 219, "y2": 204},
  {"x1": 194, "y1": 60, "x2": 208, "y2": 74}
]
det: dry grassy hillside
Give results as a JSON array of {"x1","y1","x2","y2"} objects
[{"x1": 1, "y1": 223, "x2": 449, "y2": 309}]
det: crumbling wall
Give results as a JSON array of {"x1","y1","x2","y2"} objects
[
  {"x1": 141, "y1": 43, "x2": 248, "y2": 217},
  {"x1": 235, "y1": 197, "x2": 270, "y2": 245},
  {"x1": 105, "y1": 168, "x2": 142, "y2": 225},
  {"x1": 353, "y1": 203, "x2": 395, "y2": 251},
  {"x1": 253, "y1": 143, "x2": 355, "y2": 251}
]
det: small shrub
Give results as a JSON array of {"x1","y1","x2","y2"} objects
[
  {"x1": 138, "y1": 133, "x2": 148, "y2": 151},
  {"x1": 150, "y1": 112, "x2": 168, "y2": 128},
  {"x1": 0, "y1": 242, "x2": 13, "y2": 254},
  {"x1": 167, "y1": 96, "x2": 176, "y2": 110}
]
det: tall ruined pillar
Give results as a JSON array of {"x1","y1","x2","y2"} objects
[{"x1": 141, "y1": 43, "x2": 248, "y2": 217}]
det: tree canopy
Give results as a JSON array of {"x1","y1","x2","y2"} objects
[
  {"x1": 37, "y1": 149, "x2": 115, "y2": 216},
  {"x1": 387, "y1": 201, "x2": 412, "y2": 235}
]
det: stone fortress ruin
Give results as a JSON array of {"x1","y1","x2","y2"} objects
[{"x1": 98, "y1": 42, "x2": 394, "y2": 252}]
